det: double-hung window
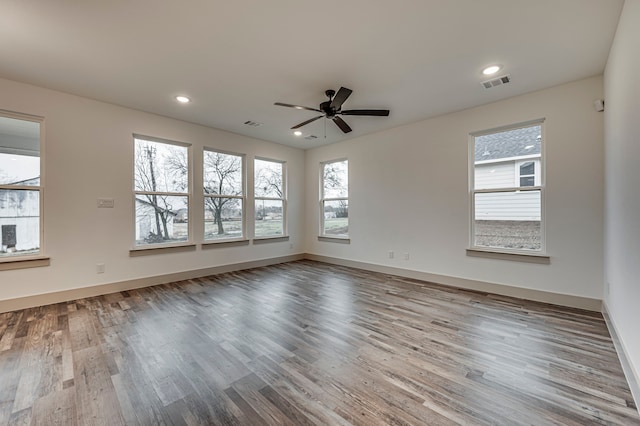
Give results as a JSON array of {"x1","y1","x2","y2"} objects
[
  {"x1": 0, "y1": 113, "x2": 43, "y2": 260},
  {"x1": 203, "y1": 149, "x2": 245, "y2": 241},
  {"x1": 320, "y1": 159, "x2": 348, "y2": 238},
  {"x1": 470, "y1": 121, "x2": 544, "y2": 252},
  {"x1": 133, "y1": 136, "x2": 190, "y2": 247},
  {"x1": 254, "y1": 158, "x2": 285, "y2": 238}
]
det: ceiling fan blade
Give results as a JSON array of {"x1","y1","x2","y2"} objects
[
  {"x1": 274, "y1": 102, "x2": 321, "y2": 113},
  {"x1": 291, "y1": 115, "x2": 323, "y2": 129},
  {"x1": 330, "y1": 87, "x2": 353, "y2": 109},
  {"x1": 332, "y1": 116, "x2": 352, "y2": 133},
  {"x1": 341, "y1": 109, "x2": 390, "y2": 116}
]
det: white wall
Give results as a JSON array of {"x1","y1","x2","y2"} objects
[
  {"x1": 604, "y1": 0, "x2": 640, "y2": 394},
  {"x1": 0, "y1": 77, "x2": 304, "y2": 302},
  {"x1": 305, "y1": 76, "x2": 605, "y2": 300}
]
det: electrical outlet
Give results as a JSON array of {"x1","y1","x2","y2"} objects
[
  {"x1": 289, "y1": 243, "x2": 294, "y2": 249},
  {"x1": 388, "y1": 251, "x2": 394, "y2": 259},
  {"x1": 404, "y1": 252, "x2": 410, "y2": 260},
  {"x1": 96, "y1": 263, "x2": 105, "y2": 274}
]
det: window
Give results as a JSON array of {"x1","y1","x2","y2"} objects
[
  {"x1": 0, "y1": 113, "x2": 43, "y2": 259},
  {"x1": 134, "y1": 136, "x2": 190, "y2": 246},
  {"x1": 203, "y1": 149, "x2": 244, "y2": 241},
  {"x1": 471, "y1": 121, "x2": 544, "y2": 252},
  {"x1": 517, "y1": 160, "x2": 539, "y2": 187},
  {"x1": 320, "y1": 159, "x2": 348, "y2": 238},
  {"x1": 254, "y1": 158, "x2": 285, "y2": 238}
]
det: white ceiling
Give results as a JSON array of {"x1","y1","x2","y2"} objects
[{"x1": 0, "y1": 1, "x2": 623, "y2": 149}]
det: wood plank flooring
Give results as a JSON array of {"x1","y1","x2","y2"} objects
[{"x1": 0, "y1": 260, "x2": 638, "y2": 425}]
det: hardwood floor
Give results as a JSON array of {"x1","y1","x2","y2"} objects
[{"x1": 0, "y1": 260, "x2": 638, "y2": 425}]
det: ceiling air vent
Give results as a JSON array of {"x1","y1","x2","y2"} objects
[
  {"x1": 481, "y1": 74, "x2": 511, "y2": 89},
  {"x1": 243, "y1": 120, "x2": 263, "y2": 127},
  {"x1": 304, "y1": 135, "x2": 318, "y2": 140}
]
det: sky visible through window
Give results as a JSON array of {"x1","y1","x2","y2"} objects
[{"x1": 0, "y1": 153, "x2": 39, "y2": 185}]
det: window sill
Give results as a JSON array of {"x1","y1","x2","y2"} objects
[
  {"x1": 318, "y1": 236, "x2": 351, "y2": 244},
  {"x1": 0, "y1": 256, "x2": 50, "y2": 271},
  {"x1": 129, "y1": 243, "x2": 196, "y2": 257},
  {"x1": 253, "y1": 236, "x2": 289, "y2": 244},
  {"x1": 201, "y1": 239, "x2": 250, "y2": 249},
  {"x1": 466, "y1": 248, "x2": 550, "y2": 264}
]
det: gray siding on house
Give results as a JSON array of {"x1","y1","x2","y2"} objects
[
  {"x1": 475, "y1": 162, "x2": 515, "y2": 189},
  {"x1": 474, "y1": 160, "x2": 541, "y2": 221},
  {"x1": 475, "y1": 190, "x2": 541, "y2": 221}
]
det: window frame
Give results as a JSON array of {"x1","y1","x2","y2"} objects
[
  {"x1": 0, "y1": 110, "x2": 46, "y2": 265},
  {"x1": 202, "y1": 148, "x2": 246, "y2": 243},
  {"x1": 132, "y1": 134, "x2": 192, "y2": 250},
  {"x1": 469, "y1": 119, "x2": 546, "y2": 255},
  {"x1": 319, "y1": 158, "x2": 349, "y2": 239},
  {"x1": 253, "y1": 157, "x2": 287, "y2": 239}
]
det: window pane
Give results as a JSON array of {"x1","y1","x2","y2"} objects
[
  {"x1": 135, "y1": 195, "x2": 188, "y2": 244},
  {"x1": 0, "y1": 153, "x2": 40, "y2": 186},
  {"x1": 0, "y1": 189, "x2": 39, "y2": 257},
  {"x1": 520, "y1": 161, "x2": 534, "y2": 176},
  {"x1": 204, "y1": 197, "x2": 243, "y2": 240},
  {"x1": 474, "y1": 190, "x2": 541, "y2": 250},
  {"x1": 323, "y1": 160, "x2": 348, "y2": 198},
  {"x1": 255, "y1": 199, "x2": 283, "y2": 237},
  {"x1": 204, "y1": 151, "x2": 243, "y2": 196},
  {"x1": 134, "y1": 139, "x2": 188, "y2": 193},
  {"x1": 0, "y1": 116, "x2": 40, "y2": 186},
  {"x1": 322, "y1": 200, "x2": 348, "y2": 236},
  {"x1": 474, "y1": 125, "x2": 541, "y2": 190},
  {"x1": 254, "y1": 159, "x2": 283, "y2": 198},
  {"x1": 520, "y1": 176, "x2": 535, "y2": 187}
]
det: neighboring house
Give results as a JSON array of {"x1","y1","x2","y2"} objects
[
  {"x1": 135, "y1": 198, "x2": 177, "y2": 242},
  {"x1": 474, "y1": 126, "x2": 541, "y2": 221},
  {"x1": 174, "y1": 208, "x2": 188, "y2": 223},
  {"x1": 0, "y1": 177, "x2": 40, "y2": 253}
]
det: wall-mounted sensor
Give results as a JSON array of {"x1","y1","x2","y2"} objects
[{"x1": 594, "y1": 99, "x2": 605, "y2": 112}]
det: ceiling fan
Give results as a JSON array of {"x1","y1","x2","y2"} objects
[{"x1": 274, "y1": 87, "x2": 390, "y2": 134}]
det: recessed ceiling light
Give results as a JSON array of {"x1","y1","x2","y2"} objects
[
  {"x1": 482, "y1": 65, "x2": 501, "y2": 75},
  {"x1": 293, "y1": 131, "x2": 302, "y2": 136},
  {"x1": 175, "y1": 96, "x2": 191, "y2": 103}
]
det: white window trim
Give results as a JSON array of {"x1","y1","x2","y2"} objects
[
  {"x1": 469, "y1": 119, "x2": 546, "y2": 256},
  {"x1": 203, "y1": 148, "x2": 246, "y2": 242},
  {"x1": 0, "y1": 110, "x2": 46, "y2": 265},
  {"x1": 319, "y1": 158, "x2": 349, "y2": 239},
  {"x1": 254, "y1": 157, "x2": 287, "y2": 239},
  {"x1": 133, "y1": 134, "x2": 192, "y2": 249}
]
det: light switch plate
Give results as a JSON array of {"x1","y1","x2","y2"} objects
[{"x1": 97, "y1": 198, "x2": 115, "y2": 208}]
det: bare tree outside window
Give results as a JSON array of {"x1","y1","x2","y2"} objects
[
  {"x1": 203, "y1": 150, "x2": 244, "y2": 240},
  {"x1": 255, "y1": 158, "x2": 285, "y2": 237},
  {"x1": 321, "y1": 159, "x2": 348, "y2": 237},
  {"x1": 134, "y1": 137, "x2": 189, "y2": 245}
]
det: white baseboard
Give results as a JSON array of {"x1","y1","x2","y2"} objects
[
  {"x1": 0, "y1": 252, "x2": 602, "y2": 313},
  {"x1": 0, "y1": 254, "x2": 305, "y2": 314},
  {"x1": 304, "y1": 253, "x2": 602, "y2": 311},
  {"x1": 602, "y1": 303, "x2": 640, "y2": 414}
]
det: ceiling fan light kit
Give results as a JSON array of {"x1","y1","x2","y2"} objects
[{"x1": 275, "y1": 87, "x2": 390, "y2": 134}]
